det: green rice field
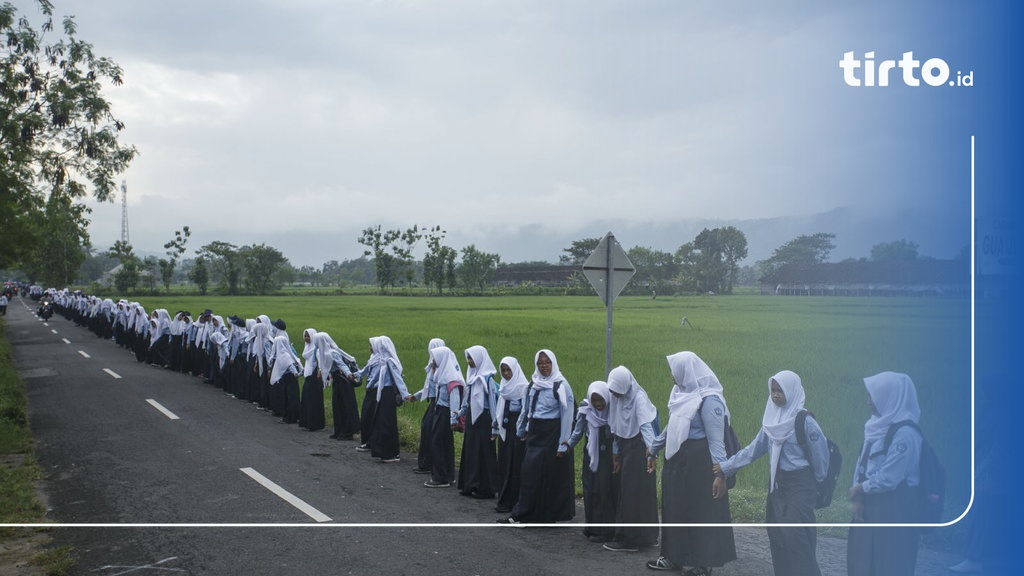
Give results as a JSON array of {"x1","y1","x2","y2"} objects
[{"x1": 130, "y1": 293, "x2": 973, "y2": 533}]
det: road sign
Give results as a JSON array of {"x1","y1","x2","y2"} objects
[
  {"x1": 582, "y1": 233, "x2": 635, "y2": 306},
  {"x1": 581, "y1": 232, "x2": 635, "y2": 376}
]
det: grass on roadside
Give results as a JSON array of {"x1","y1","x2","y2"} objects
[{"x1": 0, "y1": 318, "x2": 75, "y2": 576}]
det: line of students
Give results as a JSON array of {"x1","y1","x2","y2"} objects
[{"x1": 50, "y1": 289, "x2": 928, "y2": 576}]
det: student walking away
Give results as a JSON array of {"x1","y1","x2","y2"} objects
[
  {"x1": 500, "y1": 349, "x2": 575, "y2": 525},
  {"x1": 270, "y1": 334, "x2": 302, "y2": 424},
  {"x1": 604, "y1": 365, "x2": 659, "y2": 552},
  {"x1": 847, "y1": 372, "x2": 924, "y2": 576},
  {"x1": 647, "y1": 351, "x2": 736, "y2": 574},
  {"x1": 417, "y1": 345, "x2": 464, "y2": 488},
  {"x1": 317, "y1": 331, "x2": 360, "y2": 440},
  {"x1": 457, "y1": 345, "x2": 501, "y2": 499},
  {"x1": 299, "y1": 328, "x2": 325, "y2": 431},
  {"x1": 564, "y1": 380, "x2": 618, "y2": 543},
  {"x1": 494, "y1": 356, "x2": 529, "y2": 513},
  {"x1": 369, "y1": 335, "x2": 410, "y2": 463},
  {"x1": 715, "y1": 370, "x2": 829, "y2": 576},
  {"x1": 410, "y1": 338, "x2": 446, "y2": 474},
  {"x1": 356, "y1": 337, "x2": 383, "y2": 452},
  {"x1": 0, "y1": 293, "x2": 7, "y2": 315}
]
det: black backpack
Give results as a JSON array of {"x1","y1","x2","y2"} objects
[
  {"x1": 702, "y1": 398, "x2": 741, "y2": 489},
  {"x1": 795, "y1": 410, "x2": 843, "y2": 509},
  {"x1": 882, "y1": 420, "x2": 947, "y2": 532}
]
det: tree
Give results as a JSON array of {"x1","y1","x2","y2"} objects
[
  {"x1": 422, "y1": 226, "x2": 457, "y2": 294},
  {"x1": 760, "y1": 232, "x2": 836, "y2": 277},
  {"x1": 158, "y1": 226, "x2": 191, "y2": 291},
  {"x1": 392, "y1": 225, "x2": 422, "y2": 288},
  {"x1": 358, "y1": 225, "x2": 402, "y2": 293},
  {"x1": 21, "y1": 190, "x2": 90, "y2": 286},
  {"x1": 1, "y1": 0, "x2": 136, "y2": 273},
  {"x1": 627, "y1": 246, "x2": 677, "y2": 295},
  {"x1": 188, "y1": 257, "x2": 209, "y2": 296},
  {"x1": 870, "y1": 238, "x2": 919, "y2": 262},
  {"x1": 560, "y1": 237, "x2": 602, "y2": 265},
  {"x1": 240, "y1": 243, "x2": 290, "y2": 295},
  {"x1": 675, "y1": 227, "x2": 748, "y2": 294},
  {"x1": 718, "y1": 226, "x2": 748, "y2": 294},
  {"x1": 457, "y1": 245, "x2": 500, "y2": 292},
  {"x1": 196, "y1": 241, "x2": 241, "y2": 294},
  {"x1": 105, "y1": 240, "x2": 139, "y2": 294}
]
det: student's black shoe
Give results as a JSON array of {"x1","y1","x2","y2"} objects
[
  {"x1": 423, "y1": 480, "x2": 451, "y2": 488},
  {"x1": 646, "y1": 557, "x2": 679, "y2": 571},
  {"x1": 496, "y1": 516, "x2": 522, "y2": 526},
  {"x1": 355, "y1": 444, "x2": 370, "y2": 452},
  {"x1": 494, "y1": 505, "x2": 512, "y2": 513},
  {"x1": 603, "y1": 542, "x2": 640, "y2": 552}
]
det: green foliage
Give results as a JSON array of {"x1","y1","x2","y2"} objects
[
  {"x1": 456, "y1": 244, "x2": 499, "y2": 293},
  {"x1": 240, "y1": 243, "x2": 290, "y2": 295},
  {"x1": 188, "y1": 257, "x2": 209, "y2": 295},
  {"x1": 0, "y1": 0, "x2": 136, "y2": 273},
  {"x1": 760, "y1": 232, "x2": 837, "y2": 277},
  {"x1": 871, "y1": 238, "x2": 920, "y2": 262}
]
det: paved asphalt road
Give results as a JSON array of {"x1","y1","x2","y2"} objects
[{"x1": 6, "y1": 298, "x2": 961, "y2": 575}]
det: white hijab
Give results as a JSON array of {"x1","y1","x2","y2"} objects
[
  {"x1": 248, "y1": 323, "x2": 272, "y2": 375},
  {"x1": 270, "y1": 334, "x2": 299, "y2": 385},
  {"x1": 664, "y1": 351, "x2": 728, "y2": 460},
  {"x1": 531, "y1": 349, "x2": 567, "y2": 409},
  {"x1": 465, "y1": 345, "x2": 497, "y2": 424},
  {"x1": 495, "y1": 356, "x2": 530, "y2": 441},
  {"x1": 762, "y1": 370, "x2": 806, "y2": 492},
  {"x1": 375, "y1": 335, "x2": 403, "y2": 402},
  {"x1": 301, "y1": 328, "x2": 318, "y2": 377},
  {"x1": 862, "y1": 371, "x2": 920, "y2": 445},
  {"x1": 430, "y1": 346, "x2": 465, "y2": 392},
  {"x1": 607, "y1": 365, "x2": 658, "y2": 441},
  {"x1": 209, "y1": 331, "x2": 229, "y2": 368},
  {"x1": 580, "y1": 381, "x2": 611, "y2": 472},
  {"x1": 316, "y1": 332, "x2": 356, "y2": 380}
]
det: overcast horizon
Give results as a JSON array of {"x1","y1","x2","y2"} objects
[{"x1": 13, "y1": 0, "x2": 977, "y2": 268}]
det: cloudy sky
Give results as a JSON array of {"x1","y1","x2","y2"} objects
[{"x1": 18, "y1": 0, "x2": 986, "y2": 267}]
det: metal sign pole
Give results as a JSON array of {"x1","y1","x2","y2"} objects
[
  {"x1": 605, "y1": 235, "x2": 613, "y2": 377},
  {"x1": 582, "y1": 232, "x2": 635, "y2": 379}
]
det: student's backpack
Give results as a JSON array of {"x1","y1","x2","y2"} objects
[
  {"x1": 702, "y1": 398, "x2": 741, "y2": 489},
  {"x1": 447, "y1": 381, "x2": 466, "y2": 432},
  {"x1": 795, "y1": 410, "x2": 843, "y2": 509},
  {"x1": 526, "y1": 380, "x2": 578, "y2": 426},
  {"x1": 882, "y1": 420, "x2": 947, "y2": 532},
  {"x1": 722, "y1": 414, "x2": 741, "y2": 489}
]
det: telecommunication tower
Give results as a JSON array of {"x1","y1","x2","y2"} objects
[{"x1": 120, "y1": 180, "x2": 130, "y2": 244}]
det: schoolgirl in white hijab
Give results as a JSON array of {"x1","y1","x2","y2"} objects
[
  {"x1": 606, "y1": 365, "x2": 659, "y2": 443},
  {"x1": 604, "y1": 365, "x2": 660, "y2": 551},
  {"x1": 315, "y1": 332, "x2": 357, "y2": 384},
  {"x1": 464, "y1": 345, "x2": 498, "y2": 426},
  {"x1": 495, "y1": 356, "x2": 530, "y2": 442},
  {"x1": 645, "y1": 350, "x2": 736, "y2": 572},
  {"x1": 713, "y1": 370, "x2": 828, "y2": 576},
  {"x1": 578, "y1": 380, "x2": 611, "y2": 473},
  {"x1": 270, "y1": 334, "x2": 301, "y2": 386},
  {"x1": 760, "y1": 370, "x2": 806, "y2": 491},
  {"x1": 301, "y1": 328, "x2": 319, "y2": 381},
  {"x1": 663, "y1": 351, "x2": 729, "y2": 460},
  {"x1": 847, "y1": 372, "x2": 924, "y2": 576}
]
